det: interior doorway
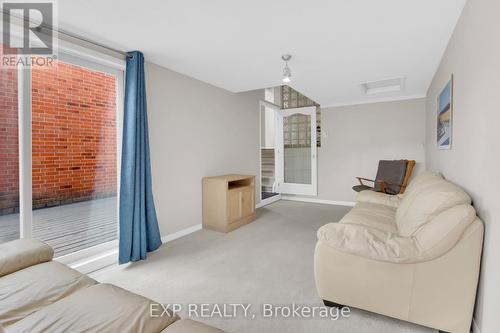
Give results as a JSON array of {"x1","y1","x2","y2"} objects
[
  {"x1": 259, "y1": 87, "x2": 319, "y2": 206},
  {"x1": 259, "y1": 89, "x2": 281, "y2": 205},
  {"x1": 275, "y1": 106, "x2": 317, "y2": 196}
]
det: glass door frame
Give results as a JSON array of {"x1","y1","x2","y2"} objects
[
  {"x1": 16, "y1": 44, "x2": 125, "y2": 263},
  {"x1": 275, "y1": 106, "x2": 317, "y2": 196}
]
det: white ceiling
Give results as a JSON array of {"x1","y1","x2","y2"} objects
[{"x1": 59, "y1": 0, "x2": 466, "y2": 106}]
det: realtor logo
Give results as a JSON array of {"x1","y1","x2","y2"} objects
[{"x1": 2, "y1": 1, "x2": 54, "y2": 55}]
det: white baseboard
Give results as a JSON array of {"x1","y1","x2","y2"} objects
[
  {"x1": 68, "y1": 224, "x2": 203, "y2": 274},
  {"x1": 161, "y1": 224, "x2": 202, "y2": 243},
  {"x1": 281, "y1": 195, "x2": 355, "y2": 207},
  {"x1": 472, "y1": 318, "x2": 480, "y2": 333}
]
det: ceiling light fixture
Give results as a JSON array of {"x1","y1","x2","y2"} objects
[
  {"x1": 282, "y1": 54, "x2": 292, "y2": 83},
  {"x1": 361, "y1": 77, "x2": 406, "y2": 95}
]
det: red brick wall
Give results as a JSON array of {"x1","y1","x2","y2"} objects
[
  {"x1": 0, "y1": 68, "x2": 19, "y2": 214},
  {"x1": 0, "y1": 60, "x2": 117, "y2": 214}
]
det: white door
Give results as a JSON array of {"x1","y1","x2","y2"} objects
[{"x1": 275, "y1": 106, "x2": 317, "y2": 196}]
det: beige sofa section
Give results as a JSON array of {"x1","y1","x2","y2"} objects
[
  {"x1": 0, "y1": 261, "x2": 97, "y2": 327},
  {"x1": 161, "y1": 319, "x2": 225, "y2": 333},
  {"x1": 0, "y1": 238, "x2": 53, "y2": 277},
  {"x1": 0, "y1": 239, "x2": 225, "y2": 333},
  {"x1": 314, "y1": 171, "x2": 484, "y2": 333}
]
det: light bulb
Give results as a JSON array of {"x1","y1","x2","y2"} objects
[
  {"x1": 282, "y1": 64, "x2": 291, "y2": 83},
  {"x1": 281, "y1": 54, "x2": 292, "y2": 83}
]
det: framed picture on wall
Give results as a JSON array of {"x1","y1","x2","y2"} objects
[{"x1": 437, "y1": 75, "x2": 453, "y2": 149}]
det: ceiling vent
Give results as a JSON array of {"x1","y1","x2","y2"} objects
[{"x1": 361, "y1": 77, "x2": 405, "y2": 95}]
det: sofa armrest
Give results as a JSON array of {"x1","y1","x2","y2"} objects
[
  {"x1": 414, "y1": 204, "x2": 478, "y2": 260},
  {"x1": 0, "y1": 238, "x2": 54, "y2": 277},
  {"x1": 356, "y1": 190, "x2": 401, "y2": 208},
  {"x1": 317, "y1": 223, "x2": 420, "y2": 263}
]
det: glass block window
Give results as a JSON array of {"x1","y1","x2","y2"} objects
[
  {"x1": 281, "y1": 85, "x2": 321, "y2": 147},
  {"x1": 283, "y1": 113, "x2": 312, "y2": 148}
]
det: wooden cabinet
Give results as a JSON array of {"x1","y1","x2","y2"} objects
[{"x1": 202, "y1": 175, "x2": 256, "y2": 233}]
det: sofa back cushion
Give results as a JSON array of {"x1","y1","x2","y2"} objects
[
  {"x1": 403, "y1": 171, "x2": 443, "y2": 196},
  {"x1": 396, "y1": 179, "x2": 471, "y2": 236}
]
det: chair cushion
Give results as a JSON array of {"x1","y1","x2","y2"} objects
[
  {"x1": 396, "y1": 179, "x2": 471, "y2": 237},
  {"x1": 340, "y1": 202, "x2": 397, "y2": 233},
  {"x1": 0, "y1": 239, "x2": 53, "y2": 278},
  {"x1": 0, "y1": 261, "x2": 97, "y2": 327},
  {"x1": 8, "y1": 283, "x2": 179, "y2": 333},
  {"x1": 374, "y1": 160, "x2": 408, "y2": 194}
]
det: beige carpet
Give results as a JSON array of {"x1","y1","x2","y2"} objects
[{"x1": 90, "y1": 200, "x2": 435, "y2": 333}]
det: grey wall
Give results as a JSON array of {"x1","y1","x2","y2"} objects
[
  {"x1": 145, "y1": 62, "x2": 263, "y2": 236},
  {"x1": 424, "y1": 0, "x2": 499, "y2": 331},
  {"x1": 317, "y1": 98, "x2": 426, "y2": 202}
]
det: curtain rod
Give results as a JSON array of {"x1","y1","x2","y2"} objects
[
  {"x1": 56, "y1": 28, "x2": 133, "y2": 59},
  {"x1": 2, "y1": 9, "x2": 132, "y2": 59}
]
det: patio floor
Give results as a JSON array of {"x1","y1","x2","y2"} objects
[{"x1": 0, "y1": 197, "x2": 117, "y2": 257}]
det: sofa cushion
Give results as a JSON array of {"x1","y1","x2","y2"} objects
[
  {"x1": 161, "y1": 319, "x2": 225, "y2": 333},
  {"x1": 0, "y1": 239, "x2": 53, "y2": 278},
  {"x1": 7, "y1": 283, "x2": 178, "y2": 333},
  {"x1": 356, "y1": 191, "x2": 401, "y2": 209},
  {"x1": 317, "y1": 205, "x2": 477, "y2": 264},
  {"x1": 317, "y1": 223, "x2": 420, "y2": 263},
  {"x1": 341, "y1": 202, "x2": 397, "y2": 233},
  {"x1": 0, "y1": 261, "x2": 96, "y2": 327},
  {"x1": 396, "y1": 179, "x2": 471, "y2": 237}
]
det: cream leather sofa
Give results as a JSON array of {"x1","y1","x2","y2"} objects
[
  {"x1": 0, "y1": 239, "x2": 224, "y2": 333},
  {"x1": 314, "y1": 171, "x2": 483, "y2": 333}
]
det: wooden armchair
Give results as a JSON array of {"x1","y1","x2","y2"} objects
[{"x1": 353, "y1": 160, "x2": 415, "y2": 195}]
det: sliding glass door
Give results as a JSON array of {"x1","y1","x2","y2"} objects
[
  {"x1": 1, "y1": 50, "x2": 124, "y2": 257},
  {"x1": 32, "y1": 55, "x2": 122, "y2": 256}
]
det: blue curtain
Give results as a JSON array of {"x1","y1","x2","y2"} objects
[{"x1": 119, "y1": 51, "x2": 162, "y2": 264}]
